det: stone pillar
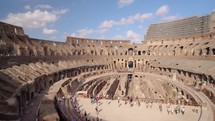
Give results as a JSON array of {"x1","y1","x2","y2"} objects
[
  {"x1": 173, "y1": 72, "x2": 177, "y2": 81},
  {"x1": 195, "y1": 77, "x2": 201, "y2": 90}
]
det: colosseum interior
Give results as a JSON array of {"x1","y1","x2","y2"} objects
[{"x1": 0, "y1": 12, "x2": 215, "y2": 121}]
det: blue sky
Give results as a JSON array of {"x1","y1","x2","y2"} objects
[{"x1": 0, "y1": 0, "x2": 214, "y2": 43}]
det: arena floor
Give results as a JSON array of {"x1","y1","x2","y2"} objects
[{"x1": 77, "y1": 97, "x2": 200, "y2": 121}]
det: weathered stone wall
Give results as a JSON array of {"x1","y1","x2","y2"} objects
[{"x1": 0, "y1": 18, "x2": 215, "y2": 120}]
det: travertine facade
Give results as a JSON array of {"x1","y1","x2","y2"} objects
[{"x1": 0, "y1": 13, "x2": 215, "y2": 121}]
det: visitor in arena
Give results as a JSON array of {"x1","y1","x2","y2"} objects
[
  {"x1": 95, "y1": 106, "x2": 99, "y2": 115},
  {"x1": 150, "y1": 101, "x2": 153, "y2": 108},
  {"x1": 159, "y1": 104, "x2": 162, "y2": 112},
  {"x1": 181, "y1": 107, "x2": 185, "y2": 115}
]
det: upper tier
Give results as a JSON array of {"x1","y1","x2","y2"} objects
[{"x1": 0, "y1": 20, "x2": 215, "y2": 70}]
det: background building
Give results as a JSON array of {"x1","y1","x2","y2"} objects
[{"x1": 145, "y1": 12, "x2": 215, "y2": 42}]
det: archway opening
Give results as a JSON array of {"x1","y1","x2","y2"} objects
[
  {"x1": 128, "y1": 61, "x2": 133, "y2": 68},
  {"x1": 128, "y1": 48, "x2": 133, "y2": 56}
]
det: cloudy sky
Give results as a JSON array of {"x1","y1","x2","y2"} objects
[{"x1": 0, "y1": 0, "x2": 214, "y2": 43}]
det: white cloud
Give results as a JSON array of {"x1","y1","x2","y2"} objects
[
  {"x1": 3, "y1": 10, "x2": 57, "y2": 28},
  {"x1": 71, "y1": 27, "x2": 107, "y2": 37},
  {"x1": 53, "y1": 9, "x2": 69, "y2": 14},
  {"x1": 156, "y1": 5, "x2": 169, "y2": 16},
  {"x1": 99, "y1": 12, "x2": 153, "y2": 29},
  {"x1": 162, "y1": 15, "x2": 180, "y2": 21},
  {"x1": 126, "y1": 30, "x2": 143, "y2": 42},
  {"x1": 43, "y1": 28, "x2": 57, "y2": 34},
  {"x1": 118, "y1": 0, "x2": 134, "y2": 8},
  {"x1": 113, "y1": 30, "x2": 143, "y2": 43},
  {"x1": 24, "y1": 5, "x2": 31, "y2": 10},
  {"x1": 99, "y1": 20, "x2": 115, "y2": 28},
  {"x1": 77, "y1": 28, "x2": 94, "y2": 37},
  {"x1": 126, "y1": 30, "x2": 140, "y2": 39},
  {"x1": 2, "y1": 8, "x2": 68, "y2": 28},
  {"x1": 72, "y1": 12, "x2": 152, "y2": 38},
  {"x1": 35, "y1": 4, "x2": 53, "y2": 9}
]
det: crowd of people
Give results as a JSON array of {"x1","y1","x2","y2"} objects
[
  {"x1": 88, "y1": 95, "x2": 200, "y2": 118},
  {"x1": 57, "y1": 94, "x2": 200, "y2": 121}
]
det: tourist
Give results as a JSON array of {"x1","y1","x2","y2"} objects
[
  {"x1": 171, "y1": 108, "x2": 174, "y2": 114},
  {"x1": 127, "y1": 96, "x2": 130, "y2": 100},
  {"x1": 121, "y1": 90, "x2": 124, "y2": 95},
  {"x1": 192, "y1": 106, "x2": 198, "y2": 113},
  {"x1": 96, "y1": 98, "x2": 99, "y2": 105},
  {"x1": 195, "y1": 106, "x2": 198, "y2": 113},
  {"x1": 96, "y1": 117, "x2": 99, "y2": 121},
  {"x1": 178, "y1": 100, "x2": 181, "y2": 105},
  {"x1": 118, "y1": 103, "x2": 122, "y2": 107},
  {"x1": 125, "y1": 100, "x2": 127, "y2": 105},
  {"x1": 95, "y1": 106, "x2": 99, "y2": 115},
  {"x1": 90, "y1": 96, "x2": 93, "y2": 103},
  {"x1": 166, "y1": 102, "x2": 170, "y2": 109},
  {"x1": 159, "y1": 104, "x2": 162, "y2": 112},
  {"x1": 146, "y1": 101, "x2": 149, "y2": 108},
  {"x1": 108, "y1": 100, "x2": 111, "y2": 104},
  {"x1": 130, "y1": 97, "x2": 133, "y2": 103},
  {"x1": 178, "y1": 106, "x2": 181, "y2": 113},
  {"x1": 167, "y1": 107, "x2": 170, "y2": 114},
  {"x1": 174, "y1": 106, "x2": 178, "y2": 114},
  {"x1": 84, "y1": 111, "x2": 87, "y2": 118},
  {"x1": 181, "y1": 107, "x2": 185, "y2": 115},
  {"x1": 136, "y1": 96, "x2": 139, "y2": 101},
  {"x1": 137, "y1": 100, "x2": 141, "y2": 107},
  {"x1": 150, "y1": 101, "x2": 153, "y2": 108}
]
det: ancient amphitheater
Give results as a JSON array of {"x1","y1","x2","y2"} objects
[{"x1": 0, "y1": 12, "x2": 215, "y2": 121}]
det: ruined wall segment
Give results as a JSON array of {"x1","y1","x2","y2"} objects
[
  {"x1": 66, "y1": 36, "x2": 130, "y2": 47},
  {"x1": 0, "y1": 12, "x2": 215, "y2": 121}
]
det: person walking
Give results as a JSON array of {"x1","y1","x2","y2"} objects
[
  {"x1": 159, "y1": 104, "x2": 162, "y2": 112},
  {"x1": 95, "y1": 106, "x2": 99, "y2": 115},
  {"x1": 181, "y1": 107, "x2": 185, "y2": 115}
]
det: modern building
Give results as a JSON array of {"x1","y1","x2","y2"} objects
[{"x1": 145, "y1": 12, "x2": 215, "y2": 43}]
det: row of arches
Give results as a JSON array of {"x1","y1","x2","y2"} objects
[
  {"x1": 2, "y1": 36, "x2": 215, "y2": 59},
  {"x1": 0, "y1": 62, "x2": 108, "y2": 120},
  {"x1": 146, "y1": 64, "x2": 215, "y2": 105}
]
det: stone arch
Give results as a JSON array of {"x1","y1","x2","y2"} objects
[
  {"x1": 29, "y1": 49, "x2": 35, "y2": 56},
  {"x1": 209, "y1": 35, "x2": 212, "y2": 39},
  {"x1": 128, "y1": 48, "x2": 133, "y2": 56},
  {"x1": 179, "y1": 46, "x2": 184, "y2": 55},
  {"x1": 173, "y1": 50, "x2": 176, "y2": 56},
  {"x1": 128, "y1": 61, "x2": 133, "y2": 68},
  {"x1": 91, "y1": 50, "x2": 94, "y2": 55},
  {"x1": 100, "y1": 49, "x2": 103, "y2": 55},
  {"x1": 198, "y1": 49, "x2": 202, "y2": 56},
  {"x1": 212, "y1": 48, "x2": 215, "y2": 55},
  {"x1": 19, "y1": 47, "x2": 27, "y2": 56},
  {"x1": 43, "y1": 46, "x2": 49, "y2": 56},
  {"x1": 138, "y1": 51, "x2": 141, "y2": 55},
  {"x1": 142, "y1": 51, "x2": 146, "y2": 55},
  {"x1": 181, "y1": 90, "x2": 184, "y2": 95},
  {"x1": 176, "y1": 87, "x2": 179, "y2": 92}
]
